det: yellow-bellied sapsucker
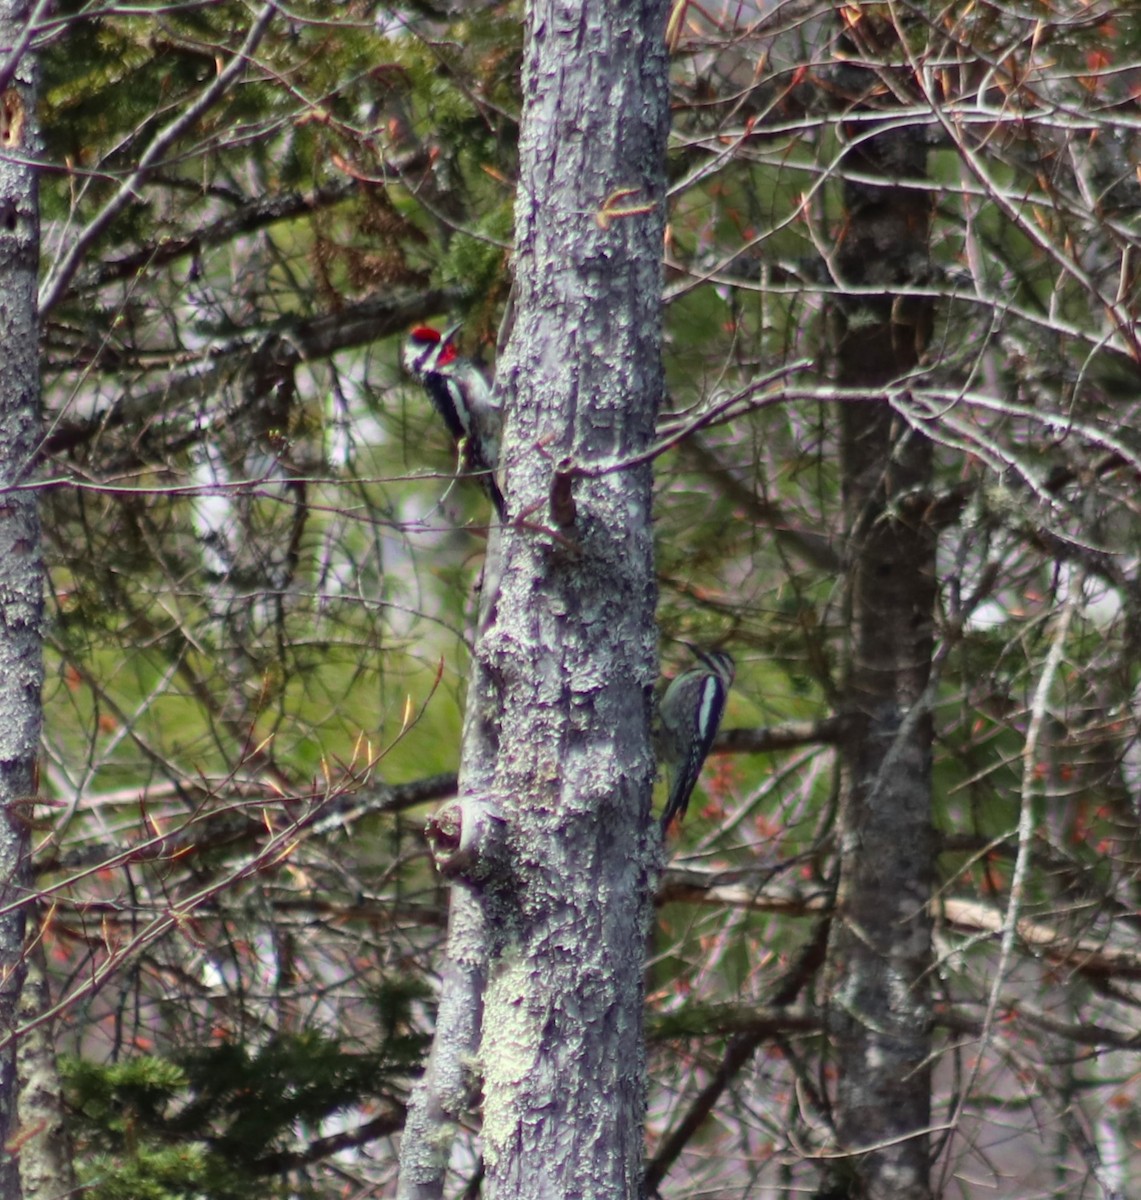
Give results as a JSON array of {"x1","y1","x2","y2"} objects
[
  {"x1": 401, "y1": 323, "x2": 505, "y2": 519},
  {"x1": 657, "y1": 645, "x2": 734, "y2": 832}
]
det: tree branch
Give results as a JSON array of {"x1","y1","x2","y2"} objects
[{"x1": 38, "y1": 1, "x2": 279, "y2": 315}]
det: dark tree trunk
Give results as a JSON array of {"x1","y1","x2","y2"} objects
[
  {"x1": 0, "y1": 5, "x2": 44, "y2": 1197},
  {"x1": 823, "y1": 10, "x2": 937, "y2": 1200}
]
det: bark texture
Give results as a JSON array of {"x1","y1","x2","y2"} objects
[
  {"x1": 398, "y1": 3, "x2": 669, "y2": 1194},
  {"x1": 396, "y1": 867, "x2": 487, "y2": 1200},
  {"x1": 16, "y1": 936, "x2": 75, "y2": 1200},
  {"x1": 0, "y1": 5, "x2": 43, "y2": 1197},
  {"x1": 472, "y1": 3, "x2": 668, "y2": 1196},
  {"x1": 823, "y1": 13, "x2": 937, "y2": 1200}
]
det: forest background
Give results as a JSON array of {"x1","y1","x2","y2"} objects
[{"x1": 1, "y1": 0, "x2": 1141, "y2": 1197}]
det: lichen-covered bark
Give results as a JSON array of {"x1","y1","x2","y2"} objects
[
  {"x1": 0, "y1": 5, "x2": 44, "y2": 1197},
  {"x1": 16, "y1": 936, "x2": 75, "y2": 1200},
  {"x1": 397, "y1": 3, "x2": 668, "y2": 1195},
  {"x1": 473, "y1": 2, "x2": 669, "y2": 1196},
  {"x1": 396, "y1": 829, "x2": 488, "y2": 1200},
  {"x1": 823, "y1": 13, "x2": 937, "y2": 1200}
]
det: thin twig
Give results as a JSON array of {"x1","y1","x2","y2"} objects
[{"x1": 38, "y1": 1, "x2": 279, "y2": 315}]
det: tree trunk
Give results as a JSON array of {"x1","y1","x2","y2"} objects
[
  {"x1": 478, "y1": 0, "x2": 670, "y2": 1189},
  {"x1": 823, "y1": 10, "x2": 937, "y2": 1199},
  {"x1": 398, "y1": 2, "x2": 669, "y2": 1197},
  {"x1": 0, "y1": 5, "x2": 44, "y2": 1197},
  {"x1": 478, "y1": 4, "x2": 666, "y2": 1198},
  {"x1": 16, "y1": 933, "x2": 75, "y2": 1200}
]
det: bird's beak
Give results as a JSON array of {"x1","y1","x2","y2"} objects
[{"x1": 440, "y1": 321, "x2": 464, "y2": 346}]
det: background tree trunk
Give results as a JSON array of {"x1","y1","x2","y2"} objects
[
  {"x1": 0, "y1": 5, "x2": 43, "y2": 1197},
  {"x1": 823, "y1": 11, "x2": 937, "y2": 1199}
]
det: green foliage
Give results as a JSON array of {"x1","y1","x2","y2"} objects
[
  {"x1": 62, "y1": 1057, "x2": 233, "y2": 1200},
  {"x1": 170, "y1": 1033, "x2": 384, "y2": 1156},
  {"x1": 63, "y1": 1002, "x2": 427, "y2": 1200},
  {"x1": 440, "y1": 205, "x2": 514, "y2": 300},
  {"x1": 78, "y1": 1143, "x2": 225, "y2": 1200}
]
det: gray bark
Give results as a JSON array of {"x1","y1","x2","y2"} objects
[
  {"x1": 0, "y1": 4, "x2": 44, "y2": 1197},
  {"x1": 16, "y1": 934, "x2": 75, "y2": 1200},
  {"x1": 396, "y1": 867, "x2": 487, "y2": 1200},
  {"x1": 398, "y1": 2, "x2": 670, "y2": 1197},
  {"x1": 822, "y1": 15, "x2": 937, "y2": 1200}
]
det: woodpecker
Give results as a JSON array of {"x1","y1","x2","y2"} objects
[
  {"x1": 401, "y1": 324, "x2": 505, "y2": 519},
  {"x1": 657, "y1": 645, "x2": 735, "y2": 832}
]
